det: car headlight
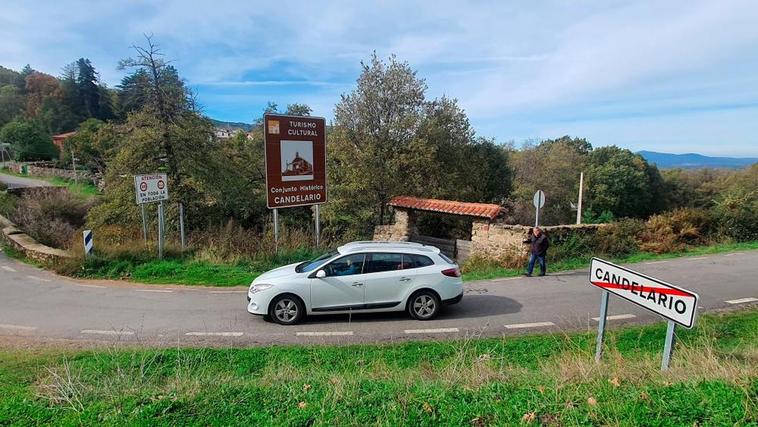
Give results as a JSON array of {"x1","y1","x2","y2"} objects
[{"x1": 250, "y1": 283, "x2": 274, "y2": 294}]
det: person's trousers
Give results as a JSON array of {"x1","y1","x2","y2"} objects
[{"x1": 527, "y1": 253, "x2": 546, "y2": 275}]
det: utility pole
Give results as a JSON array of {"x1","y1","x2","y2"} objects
[{"x1": 71, "y1": 149, "x2": 78, "y2": 184}]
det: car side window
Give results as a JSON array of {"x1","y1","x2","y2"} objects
[
  {"x1": 365, "y1": 253, "x2": 403, "y2": 273},
  {"x1": 323, "y1": 254, "x2": 366, "y2": 277},
  {"x1": 403, "y1": 254, "x2": 434, "y2": 269}
]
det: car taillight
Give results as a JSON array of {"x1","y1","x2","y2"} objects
[{"x1": 441, "y1": 268, "x2": 461, "y2": 278}]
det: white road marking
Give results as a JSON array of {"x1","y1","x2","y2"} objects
[
  {"x1": 26, "y1": 275, "x2": 51, "y2": 282},
  {"x1": 81, "y1": 329, "x2": 134, "y2": 336},
  {"x1": 74, "y1": 284, "x2": 105, "y2": 289},
  {"x1": 643, "y1": 261, "x2": 669, "y2": 265},
  {"x1": 724, "y1": 253, "x2": 736, "y2": 257},
  {"x1": 0, "y1": 323, "x2": 37, "y2": 331},
  {"x1": 296, "y1": 331, "x2": 354, "y2": 337},
  {"x1": 135, "y1": 289, "x2": 174, "y2": 293},
  {"x1": 725, "y1": 297, "x2": 758, "y2": 305},
  {"x1": 689, "y1": 257, "x2": 707, "y2": 261},
  {"x1": 209, "y1": 290, "x2": 247, "y2": 294},
  {"x1": 1, "y1": 266, "x2": 17, "y2": 272},
  {"x1": 185, "y1": 332, "x2": 244, "y2": 337},
  {"x1": 504, "y1": 321, "x2": 555, "y2": 329},
  {"x1": 404, "y1": 328, "x2": 459, "y2": 334},
  {"x1": 592, "y1": 314, "x2": 637, "y2": 321}
]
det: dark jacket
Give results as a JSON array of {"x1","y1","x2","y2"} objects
[{"x1": 529, "y1": 234, "x2": 549, "y2": 256}]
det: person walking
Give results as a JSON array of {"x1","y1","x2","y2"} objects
[{"x1": 524, "y1": 227, "x2": 549, "y2": 277}]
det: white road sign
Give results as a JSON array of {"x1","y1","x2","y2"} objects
[
  {"x1": 589, "y1": 258, "x2": 699, "y2": 328},
  {"x1": 134, "y1": 174, "x2": 169, "y2": 204},
  {"x1": 533, "y1": 190, "x2": 545, "y2": 209}
]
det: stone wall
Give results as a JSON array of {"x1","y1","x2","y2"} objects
[
  {"x1": 471, "y1": 221, "x2": 605, "y2": 259},
  {"x1": 6, "y1": 161, "x2": 97, "y2": 186},
  {"x1": 372, "y1": 209, "x2": 415, "y2": 241},
  {"x1": 0, "y1": 214, "x2": 72, "y2": 263}
]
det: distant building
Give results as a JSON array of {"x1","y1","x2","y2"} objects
[
  {"x1": 52, "y1": 131, "x2": 76, "y2": 156},
  {"x1": 214, "y1": 128, "x2": 234, "y2": 139}
]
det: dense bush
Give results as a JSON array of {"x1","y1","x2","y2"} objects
[
  {"x1": 9, "y1": 188, "x2": 92, "y2": 248},
  {"x1": 638, "y1": 208, "x2": 713, "y2": 253}
]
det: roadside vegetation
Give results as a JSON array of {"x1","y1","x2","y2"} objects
[
  {"x1": 2, "y1": 40, "x2": 757, "y2": 287},
  {"x1": 1, "y1": 309, "x2": 755, "y2": 425}
]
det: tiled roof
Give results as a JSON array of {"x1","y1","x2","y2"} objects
[
  {"x1": 389, "y1": 196, "x2": 505, "y2": 220},
  {"x1": 52, "y1": 131, "x2": 77, "y2": 139}
]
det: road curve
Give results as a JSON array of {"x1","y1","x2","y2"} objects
[
  {"x1": 0, "y1": 172, "x2": 51, "y2": 190},
  {"x1": 0, "y1": 249, "x2": 756, "y2": 347}
]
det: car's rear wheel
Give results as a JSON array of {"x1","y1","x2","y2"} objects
[
  {"x1": 408, "y1": 290, "x2": 440, "y2": 320},
  {"x1": 269, "y1": 294, "x2": 304, "y2": 325}
]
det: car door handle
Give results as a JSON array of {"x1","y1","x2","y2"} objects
[
  {"x1": 352, "y1": 282, "x2": 364, "y2": 287},
  {"x1": 399, "y1": 277, "x2": 411, "y2": 282}
]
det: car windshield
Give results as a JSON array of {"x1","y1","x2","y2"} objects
[{"x1": 296, "y1": 250, "x2": 338, "y2": 273}]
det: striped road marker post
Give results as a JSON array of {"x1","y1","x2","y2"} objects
[{"x1": 83, "y1": 230, "x2": 94, "y2": 257}]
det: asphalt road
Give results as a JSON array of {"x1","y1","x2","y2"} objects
[
  {"x1": 0, "y1": 249, "x2": 756, "y2": 347},
  {"x1": 0, "y1": 172, "x2": 51, "y2": 190}
]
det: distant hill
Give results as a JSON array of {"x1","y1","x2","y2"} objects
[
  {"x1": 638, "y1": 151, "x2": 758, "y2": 169},
  {"x1": 209, "y1": 118, "x2": 253, "y2": 132}
]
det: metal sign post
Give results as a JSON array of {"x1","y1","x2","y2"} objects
[
  {"x1": 140, "y1": 204, "x2": 148, "y2": 243},
  {"x1": 532, "y1": 190, "x2": 545, "y2": 227},
  {"x1": 157, "y1": 201, "x2": 164, "y2": 259},
  {"x1": 314, "y1": 204, "x2": 320, "y2": 248},
  {"x1": 589, "y1": 258, "x2": 699, "y2": 371},
  {"x1": 273, "y1": 208, "x2": 279, "y2": 252},
  {"x1": 594, "y1": 290, "x2": 609, "y2": 362},
  {"x1": 661, "y1": 320, "x2": 676, "y2": 370}
]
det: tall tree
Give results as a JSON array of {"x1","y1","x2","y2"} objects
[
  {"x1": 330, "y1": 53, "x2": 427, "y2": 228},
  {"x1": 0, "y1": 120, "x2": 57, "y2": 161},
  {"x1": 24, "y1": 71, "x2": 59, "y2": 118},
  {"x1": 76, "y1": 58, "x2": 101, "y2": 119}
]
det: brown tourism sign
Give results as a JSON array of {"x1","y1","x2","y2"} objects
[{"x1": 264, "y1": 114, "x2": 327, "y2": 209}]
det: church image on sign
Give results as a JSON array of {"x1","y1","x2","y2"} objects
[{"x1": 281, "y1": 140, "x2": 314, "y2": 182}]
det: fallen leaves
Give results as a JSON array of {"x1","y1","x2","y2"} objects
[{"x1": 521, "y1": 412, "x2": 537, "y2": 423}]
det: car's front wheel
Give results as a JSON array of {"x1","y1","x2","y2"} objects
[
  {"x1": 269, "y1": 294, "x2": 305, "y2": 325},
  {"x1": 408, "y1": 290, "x2": 440, "y2": 320}
]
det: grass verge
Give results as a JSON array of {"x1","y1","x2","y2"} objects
[
  {"x1": 461, "y1": 241, "x2": 758, "y2": 281},
  {"x1": 1, "y1": 309, "x2": 756, "y2": 425}
]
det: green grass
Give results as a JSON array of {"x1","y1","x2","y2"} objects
[
  {"x1": 65, "y1": 247, "x2": 322, "y2": 287},
  {"x1": 461, "y1": 241, "x2": 758, "y2": 281},
  {"x1": 1, "y1": 309, "x2": 756, "y2": 425}
]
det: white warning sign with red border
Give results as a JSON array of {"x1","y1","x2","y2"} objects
[
  {"x1": 134, "y1": 173, "x2": 169, "y2": 204},
  {"x1": 589, "y1": 258, "x2": 699, "y2": 328}
]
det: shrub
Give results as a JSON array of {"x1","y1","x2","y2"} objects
[
  {"x1": 595, "y1": 218, "x2": 644, "y2": 257},
  {"x1": 638, "y1": 208, "x2": 712, "y2": 253},
  {"x1": 9, "y1": 188, "x2": 92, "y2": 249},
  {"x1": 711, "y1": 190, "x2": 758, "y2": 242}
]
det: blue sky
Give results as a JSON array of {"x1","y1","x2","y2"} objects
[{"x1": 2, "y1": 0, "x2": 758, "y2": 156}]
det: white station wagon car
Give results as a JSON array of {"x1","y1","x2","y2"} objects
[{"x1": 247, "y1": 241, "x2": 464, "y2": 325}]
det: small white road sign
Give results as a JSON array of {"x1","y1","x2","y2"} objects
[
  {"x1": 533, "y1": 190, "x2": 545, "y2": 209},
  {"x1": 134, "y1": 174, "x2": 169, "y2": 204},
  {"x1": 589, "y1": 258, "x2": 699, "y2": 328}
]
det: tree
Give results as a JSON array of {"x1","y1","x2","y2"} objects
[
  {"x1": 328, "y1": 53, "x2": 428, "y2": 232},
  {"x1": 585, "y1": 146, "x2": 663, "y2": 218},
  {"x1": 61, "y1": 119, "x2": 119, "y2": 175},
  {"x1": 0, "y1": 85, "x2": 25, "y2": 128},
  {"x1": 510, "y1": 138, "x2": 588, "y2": 225},
  {"x1": 76, "y1": 58, "x2": 101, "y2": 119},
  {"x1": 24, "y1": 71, "x2": 60, "y2": 118},
  {"x1": 0, "y1": 120, "x2": 57, "y2": 161}
]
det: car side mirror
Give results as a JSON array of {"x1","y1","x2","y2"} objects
[{"x1": 315, "y1": 270, "x2": 326, "y2": 279}]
